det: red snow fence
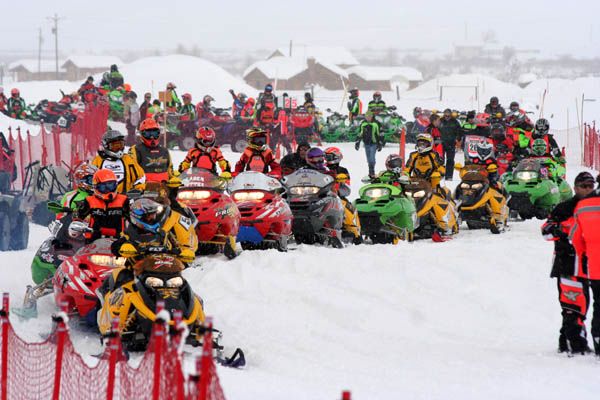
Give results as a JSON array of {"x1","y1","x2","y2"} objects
[
  {"x1": 7, "y1": 100, "x2": 109, "y2": 190},
  {"x1": 583, "y1": 122, "x2": 599, "y2": 172},
  {"x1": 0, "y1": 293, "x2": 227, "y2": 400}
]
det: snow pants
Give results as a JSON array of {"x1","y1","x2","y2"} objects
[
  {"x1": 442, "y1": 143, "x2": 456, "y2": 180},
  {"x1": 557, "y1": 276, "x2": 589, "y2": 351}
]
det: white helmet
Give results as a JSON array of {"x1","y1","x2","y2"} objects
[{"x1": 416, "y1": 133, "x2": 433, "y2": 154}]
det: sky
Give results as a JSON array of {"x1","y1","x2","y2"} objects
[{"x1": 1, "y1": 0, "x2": 599, "y2": 58}]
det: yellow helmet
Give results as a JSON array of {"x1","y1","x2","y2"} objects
[
  {"x1": 166, "y1": 175, "x2": 183, "y2": 188},
  {"x1": 246, "y1": 128, "x2": 268, "y2": 151},
  {"x1": 486, "y1": 164, "x2": 498, "y2": 174}
]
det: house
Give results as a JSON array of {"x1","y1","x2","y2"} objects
[
  {"x1": 8, "y1": 59, "x2": 66, "y2": 81},
  {"x1": 268, "y1": 46, "x2": 359, "y2": 69},
  {"x1": 243, "y1": 56, "x2": 348, "y2": 91},
  {"x1": 61, "y1": 55, "x2": 123, "y2": 81},
  {"x1": 347, "y1": 66, "x2": 423, "y2": 91}
]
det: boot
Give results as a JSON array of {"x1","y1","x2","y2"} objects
[
  {"x1": 593, "y1": 337, "x2": 600, "y2": 356},
  {"x1": 558, "y1": 334, "x2": 568, "y2": 353}
]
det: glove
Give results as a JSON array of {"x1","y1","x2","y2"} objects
[
  {"x1": 355, "y1": 142, "x2": 360, "y2": 151},
  {"x1": 377, "y1": 143, "x2": 382, "y2": 152},
  {"x1": 179, "y1": 248, "x2": 196, "y2": 263},
  {"x1": 219, "y1": 171, "x2": 232, "y2": 180},
  {"x1": 119, "y1": 243, "x2": 138, "y2": 258},
  {"x1": 173, "y1": 169, "x2": 181, "y2": 177},
  {"x1": 229, "y1": 89, "x2": 235, "y2": 95}
]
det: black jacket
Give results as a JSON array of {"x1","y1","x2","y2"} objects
[
  {"x1": 439, "y1": 118, "x2": 462, "y2": 146},
  {"x1": 280, "y1": 152, "x2": 307, "y2": 175},
  {"x1": 484, "y1": 104, "x2": 506, "y2": 117},
  {"x1": 546, "y1": 197, "x2": 581, "y2": 277}
]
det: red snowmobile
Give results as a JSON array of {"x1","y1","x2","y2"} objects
[
  {"x1": 30, "y1": 91, "x2": 79, "y2": 129},
  {"x1": 177, "y1": 168, "x2": 240, "y2": 259},
  {"x1": 229, "y1": 171, "x2": 293, "y2": 251},
  {"x1": 290, "y1": 107, "x2": 316, "y2": 144}
]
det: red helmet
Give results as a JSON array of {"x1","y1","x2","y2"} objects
[
  {"x1": 324, "y1": 147, "x2": 343, "y2": 165},
  {"x1": 247, "y1": 97, "x2": 256, "y2": 106},
  {"x1": 11, "y1": 88, "x2": 19, "y2": 97},
  {"x1": 182, "y1": 93, "x2": 192, "y2": 102},
  {"x1": 93, "y1": 169, "x2": 118, "y2": 201},
  {"x1": 72, "y1": 162, "x2": 98, "y2": 193},
  {"x1": 139, "y1": 118, "x2": 161, "y2": 148},
  {"x1": 196, "y1": 127, "x2": 216, "y2": 150}
]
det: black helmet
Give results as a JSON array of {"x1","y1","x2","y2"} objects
[
  {"x1": 490, "y1": 123, "x2": 506, "y2": 140},
  {"x1": 476, "y1": 142, "x2": 494, "y2": 161},
  {"x1": 490, "y1": 96, "x2": 499, "y2": 106},
  {"x1": 509, "y1": 101, "x2": 519, "y2": 111},
  {"x1": 467, "y1": 110, "x2": 476, "y2": 120},
  {"x1": 110, "y1": 64, "x2": 118, "y2": 72}
]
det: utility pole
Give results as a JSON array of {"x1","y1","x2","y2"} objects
[
  {"x1": 38, "y1": 28, "x2": 43, "y2": 73},
  {"x1": 47, "y1": 14, "x2": 62, "y2": 79}
]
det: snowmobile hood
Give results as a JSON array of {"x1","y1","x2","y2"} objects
[
  {"x1": 282, "y1": 169, "x2": 334, "y2": 189},
  {"x1": 180, "y1": 168, "x2": 227, "y2": 191},
  {"x1": 230, "y1": 171, "x2": 283, "y2": 193}
]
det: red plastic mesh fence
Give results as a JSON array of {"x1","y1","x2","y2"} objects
[
  {"x1": 7, "y1": 100, "x2": 109, "y2": 190},
  {"x1": 583, "y1": 122, "x2": 599, "y2": 171},
  {"x1": 0, "y1": 294, "x2": 227, "y2": 400}
]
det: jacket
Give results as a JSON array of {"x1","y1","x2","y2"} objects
[
  {"x1": 234, "y1": 148, "x2": 282, "y2": 177},
  {"x1": 280, "y1": 152, "x2": 308, "y2": 175},
  {"x1": 570, "y1": 192, "x2": 600, "y2": 280},
  {"x1": 357, "y1": 121, "x2": 381, "y2": 146},
  {"x1": 179, "y1": 146, "x2": 230, "y2": 174},
  {"x1": 404, "y1": 151, "x2": 445, "y2": 180},
  {"x1": 367, "y1": 100, "x2": 386, "y2": 114},
  {"x1": 129, "y1": 143, "x2": 173, "y2": 183},
  {"x1": 76, "y1": 194, "x2": 128, "y2": 241},
  {"x1": 439, "y1": 118, "x2": 463, "y2": 146},
  {"x1": 91, "y1": 153, "x2": 146, "y2": 194},
  {"x1": 347, "y1": 97, "x2": 362, "y2": 117}
]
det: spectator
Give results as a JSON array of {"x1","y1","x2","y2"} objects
[
  {"x1": 439, "y1": 109, "x2": 462, "y2": 180},
  {"x1": 354, "y1": 111, "x2": 382, "y2": 178},
  {"x1": 139, "y1": 92, "x2": 152, "y2": 122}
]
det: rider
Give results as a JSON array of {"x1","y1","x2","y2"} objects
[
  {"x1": 57, "y1": 162, "x2": 98, "y2": 219},
  {"x1": 426, "y1": 114, "x2": 444, "y2": 159},
  {"x1": 129, "y1": 118, "x2": 173, "y2": 183},
  {"x1": 367, "y1": 91, "x2": 387, "y2": 115},
  {"x1": 165, "y1": 82, "x2": 181, "y2": 112},
  {"x1": 533, "y1": 118, "x2": 561, "y2": 159},
  {"x1": 178, "y1": 127, "x2": 231, "y2": 176},
  {"x1": 470, "y1": 142, "x2": 502, "y2": 190},
  {"x1": 108, "y1": 64, "x2": 124, "y2": 90},
  {"x1": 196, "y1": 95, "x2": 215, "y2": 120},
  {"x1": 484, "y1": 96, "x2": 506, "y2": 118},
  {"x1": 303, "y1": 147, "x2": 329, "y2": 173},
  {"x1": 178, "y1": 93, "x2": 196, "y2": 121},
  {"x1": 324, "y1": 147, "x2": 349, "y2": 180},
  {"x1": 404, "y1": 133, "x2": 445, "y2": 183},
  {"x1": 490, "y1": 122, "x2": 514, "y2": 152},
  {"x1": 280, "y1": 141, "x2": 310, "y2": 175},
  {"x1": 7, "y1": 88, "x2": 26, "y2": 119},
  {"x1": 303, "y1": 92, "x2": 316, "y2": 114},
  {"x1": 347, "y1": 87, "x2": 362, "y2": 122},
  {"x1": 91, "y1": 130, "x2": 146, "y2": 193},
  {"x1": 74, "y1": 169, "x2": 129, "y2": 242},
  {"x1": 373, "y1": 154, "x2": 407, "y2": 186},
  {"x1": 255, "y1": 84, "x2": 277, "y2": 128},
  {"x1": 229, "y1": 90, "x2": 247, "y2": 119},
  {"x1": 240, "y1": 97, "x2": 256, "y2": 122},
  {"x1": 234, "y1": 128, "x2": 282, "y2": 177}
]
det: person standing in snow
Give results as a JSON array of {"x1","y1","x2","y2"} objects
[
  {"x1": 347, "y1": 87, "x2": 362, "y2": 122},
  {"x1": 439, "y1": 109, "x2": 462, "y2": 180},
  {"x1": 165, "y1": 82, "x2": 181, "y2": 112},
  {"x1": 354, "y1": 111, "x2": 382, "y2": 178},
  {"x1": 570, "y1": 174, "x2": 600, "y2": 356},
  {"x1": 542, "y1": 172, "x2": 596, "y2": 354},
  {"x1": 484, "y1": 96, "x2": 506, "y2": 118}
]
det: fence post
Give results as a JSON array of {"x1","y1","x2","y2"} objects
[
  {"x1": 399, "y1": 126, "x2": 406, "y2": 161},
  {"x1": 40, "y1": 123, "x2": 48, "y2": 166},
  {"x1": 152, "y1": 301, "x2": 166, "y2": 400},
  {"x1": 105, "y1": 318, "x2": 122, "y2": 400},
  {"x1": 17, "y1": 128, "x2": 25, "y2": 189},
  {"x1": 171, "y1": 310, "x2": 185, "y2": 400},
  {"x1": 198, "y1": 317, "x2": 214, "y2": 400},
  {"x1": 341, "y1": 390, "x2": 351, "y2": 400},
  {"x1": 1, "y1": 293, "x2": 9, "y2": 400},
  {"x1": 51, "y1": 301, "x2": 69, "y2": 400}
]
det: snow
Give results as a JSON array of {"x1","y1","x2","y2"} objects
[
  {"x1": 346, "y1": 65, "x2": 423, "y2": 82},
  {"x1": 62, "y1": 55, "x2": 123, "y2": 69},
  {"x1": 271, "y1": 46, "x2": 359, "y2": 67},
  {"x1": 8, "y1": 59, "x2": 66, "y2": 73},
  {"x1": 2, "y1": 136, "x2": 600, "y2": 399},
  {"x1": 243, "y1": 56, "x2": 307, "y2": 80}
]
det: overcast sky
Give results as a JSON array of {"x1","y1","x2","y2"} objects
[{"x1": 2, "y1": 0, "x2": 599, "y2": 58}]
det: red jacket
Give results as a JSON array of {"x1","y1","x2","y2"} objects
[
  {"x1": 570, "y1": 193, "x2": 600, "y2": 280},
  {"x1": 234, "y1": 148, "x2": 281, "y2": 177}
]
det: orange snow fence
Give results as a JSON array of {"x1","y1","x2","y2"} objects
[{"x1": 583, "y1": 122, "x2": 599, "y2": 171}]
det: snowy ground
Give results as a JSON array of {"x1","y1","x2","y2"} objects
[{"x1": 1, "y1": 141, "x2": 600, "y2": 399}]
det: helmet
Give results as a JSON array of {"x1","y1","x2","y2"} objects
[
  {"x1": 264, "y1": 84, "x2": 273, "y2": 93},
  {"x1": 509, "y1": 101, "x2": 519, "y2": 111},
  {"x1": 196, "y1": 127, "x2": 216, "y2": 150},
  {"x1": 349, "y1": 87, "x2": 359, "y2": 97},
  {"x1": 496, "y1": 143, "x2": 509, "y2": 154},
  {"x1": 476, "y1": 142, "x2": 494, "y2": 161},
  {"x1": 304, "y1": 92, "x2": 312, "y2": 101},
  {"x1": 11, "y1": 88, "x2": 19, "y2": 96},
  {"x1": 182, "y1": 93, "x2": 192, "y2": 102},
  {"x1": 535, "y1": 118, "x2": 549, "y2": 135},
  {"x1": 72, "y1": 162, "x2": 98, "y2": 193},
  {"x1": 416, "y1": 133, "x2": 433, "y2": 153},
  {"x1": 110, "y1": 64, "x2": 118, "y2": 72},
  {"x1": 166, "y1": 175, "x2": 183, "y2": 189},
  {"x1": 166, "y1": 82, "x2": 176, "y2": 90},
  {"x1": 123, "y1": 83, "x2": 131, "y2": 92},
  {"x1": 385, "y1": 154, "x2": 403, "y2": 173},
  {"x1": 324, "y1": 147, "x2": 343, "y2": 166},
  {"x1": 486, "y1": 164, "x2": 498, "y2": 175},
  {"x1": 306, "y1": 148, "x2": 326, "y2": 170},
  {"x1": 130, "y1": 198, "x2": 168, "y2": 233},
  {"x1": 413, "y1": 107, "x2": 422, "y2": 118},
  {"x1": 237, "y1": 92, "x2": 247, "y2": 102},
  {"x1": 490, "y1": 123, "x2": 506, "y2": 141},
  {"x1": 101, "y1": 130, "x2": 126, "y2": 159},
  {"x1": 203, "y1": 95, "x2": 214, "y2": 105},
  {"x1": 86, "y1": 76, "x2": 94, "y2": 83},
  {"x1": 139, "y1": 118, "x2": 161, "y2": 147},
  {"x1": 490, "y1": 96, "x2": 499, "y2": 106},
  {"x1": 466, "y1": 110, "x2": 476, "y2": 120},
  {"x1": 532, "y1": 138, "x2": 547, "y2": 156},
  {"x1": 246, "y1": 128, "x2": 267, "y2": 151},
  {"x1": 507, "y1": 110, "x2": 526, "y2": 126},
  {"x1": 247, "y1": 97, "x2": 255, "y2": 106},
  {"x1": 93, "y1": 169, "x2": 118, "y2": 201},
  {"x1": 373, "y1": 91, "x2": 382, "y2": 101}
]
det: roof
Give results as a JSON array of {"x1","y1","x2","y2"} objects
[
  {"x1": 61, "y1": 55, "x2": 123, "y2": 69},
  {"x1": 347, "y1": 66, "x2": 423, "y2": 82},
  {"x1": 243, "y1": 56, "x2": 348, "y2": 80},
  {"x1": 8, "y1": 59, "x2": 65, "y2": 73},
  {"x1": 269, "y1": 46, "x2": 359, "y2": 66}
]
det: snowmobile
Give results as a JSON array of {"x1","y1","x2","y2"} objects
[
  {"x1": 283, "y1": 169, "x2": 345, "y2": 248},
  {"x1": 160, "y1": 111, "x2": 199, "y2": 151},
  {"x1": 290, "y1": 107, "x2": 317, "y2": 144},
  {"x1": 502, "y1": 157, "x2": 572, "y2": 220},
  {"x1": 107, "y1": 88, "x2": 125, "y2": 121},
  {"x1": 29, "y1": 95, "x2": 78, "y2": 129},
  {"x1": 403, "y1": 176, "x2": 459, "y2": 241},
  {"x1": 454, "y1": 164, "x2": 509, "y2": 233},
  {"x1": 495, "y1": 144, "x2": 515, "y2": 177},
  {"x1": 177, "y1": 168, "x2": 240, "y2": 259},
  {"x1": 322, "y1": 109, "x2": 349, "y2": 142},
  {"x1": 97, "y1": 251, "x2": 203, "y2": 350},
  {"x1": 229, "y1": 171, "x2": 293, "y2": 251},
  {"x1": 354, "y1": 174, "x2": 417, "y2": 244},
  {"x1": 374, "y1": 106, "x2": 405, "y2": 144},
  {"x1": 346, "y1": 114, "x2": 366, "y2": 142}
]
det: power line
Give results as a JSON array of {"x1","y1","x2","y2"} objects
[{"x1": 47, "y1": 13, "x2": 63, "y2": 79}]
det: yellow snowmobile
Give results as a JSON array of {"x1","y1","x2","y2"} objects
[
  {"x1": 403, "y1": 173, "x2": 459, "y2": 241},
  {"x1": 97, "y1": 252, "x2": 205, "y2": 350},
  {"x1": 454, "y1": 163, "x2": 509, "y2": 234}
]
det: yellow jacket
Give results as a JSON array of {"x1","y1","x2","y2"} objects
[
  {"x1": 404, "y1": 151, "x2": 445, "y2": 180},
  {"x1": 91, "y1": 153, "x2": 146, "y2": 193}
]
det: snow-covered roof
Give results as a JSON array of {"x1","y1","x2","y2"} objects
[
  {"x1": 347, "y1": 66, "x2": 423, "y2": 82},
  {"x1": 8, "y1": 59, "x2": 65, "y2": 73},
  {"x1": 518, "y1": 72, "x2": 538, "y2": 85},
  {"x1": 270, "y1": 46, "x2": 359, "y2": 67},
  {"x1": 61, "y1": 55, "x2": 123, "y2": 69},
  {"x1": 244, "y1": 56, "x2": 348, "y2": 80}
]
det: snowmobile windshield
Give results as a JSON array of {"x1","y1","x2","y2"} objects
[
  {"x1": 513, "y1": 158, "x2": 548, "y2": 181},
  {"x1": 282, "y1": 169, "x2": 334, "y2": 190},
  {"x1": 180, "y1": 168, "x2": 226, "y2": 190},
  {"x1": 229, "y1": 171, "x2": 282, "y2": 193}
]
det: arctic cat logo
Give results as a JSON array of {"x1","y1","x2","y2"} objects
[
  {"x1": 145, "y1": 156, "x2": 168, "y2": 167},
  {"x1": 563, "y1": 290, "x2": 580, "y2": 302}
]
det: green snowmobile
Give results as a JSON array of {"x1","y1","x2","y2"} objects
[
  {"x1": 108, "y1": 88, "x2": 125, "y2": 121},
  {"x1": 354, "y1": 173, "x2": 418, "y2": 243},
  {"x1": 321, "y1": 109, "x2": 349, "y2": 142},
  {"x1": 375, "y1": 107, "x2": 405, "y2": 144},
  {"x1": 502, "y1": 157, "x2": 573, "y2": 220}
]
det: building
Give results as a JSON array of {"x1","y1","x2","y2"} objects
[
  {"x1": 347, "y1": 66, "x2": 423, "y2": 91},
  {"x1": 268, "y1": 45, "x2": 359, "y2": 69},
  {"x1": 243, "y1": 56, "x2": 349, "y2": 90},
  {"x1": 61, "y1": 56, "x2": 123, "y2": 81},
  {"x1": 8, "y1": 59, "x2": 66, "y2": 81}
]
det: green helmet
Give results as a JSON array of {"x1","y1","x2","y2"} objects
[{"x1": 531, "y1": 138, "x2": 547, "y2": 156}]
